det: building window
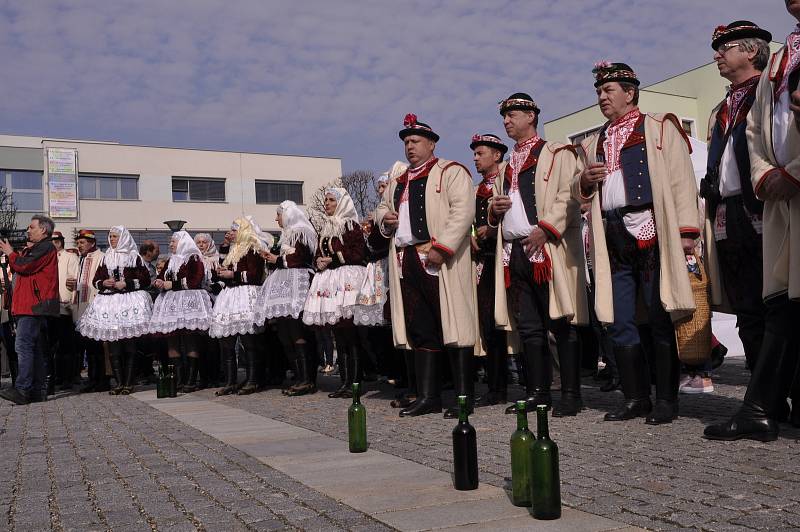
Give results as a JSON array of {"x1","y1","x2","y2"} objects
[
  {"x1": 569, "y1": 126, "x2": 603, "y2": 146},
  {"x1": 681, "y1": 119, "x2": 695, "y2": 137},
  {"x1": 255, "y1": 180, "x2": 303, "y2": 204},
  {"x1": 79, "y1": 174, "x2": 139, "y2": 200},
  {"x1": 172, "y1": 178, "x2": 226, "y2": 202},
  {"x1": 0, "y1": 169, "x2": 43, "y2": 212}
]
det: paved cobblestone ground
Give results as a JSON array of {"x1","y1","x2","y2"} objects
[
  {"x1": 219, "y1": 359, "x2": 800, "y2": 532},
  {"x1": 2, "y1": 358, "x2": 799, "y2": 531},
  {"x1": 0, "y1": 391, "x2": 395, "y2": 532}
]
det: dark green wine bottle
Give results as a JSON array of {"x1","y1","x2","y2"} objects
[
  {"x1": 156, "y1": 363, "x2": 167, "y2": 399},
  {"x1": 452, "y1": 395, "x2": 479, "y2": 490},
  {"x1": 530, "y1": 404, "x2": 561, "y2": 520},
  {"x1": 348, "y1": 383, "x2": 367, "y2": 453},
  {"x1": 510, "y1": 400, "x2": 534, "y2": 506},
  {"x1": 167, "y1": 364, "x2": 177, "y2": 398}
]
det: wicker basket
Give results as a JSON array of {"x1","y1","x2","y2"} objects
[{"x1": 675, "y1": 256, "x2": 712, "y2": 365}]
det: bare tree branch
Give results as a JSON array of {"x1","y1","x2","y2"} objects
[
  {"x1": 0, "y1": 186, "x2": 17, "y2": 233},
  {"x1": 341, "y1": 170, "x2": 378, "y2": 218},
  {"x1": 306, "y1": 177, "x2": 342, "y2": 232}
]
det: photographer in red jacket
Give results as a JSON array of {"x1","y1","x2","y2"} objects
[{"x1": 0, "y1": 215, "x2": 59, "y2": 405}]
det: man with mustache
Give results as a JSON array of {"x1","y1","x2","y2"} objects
[{"x1": 577, "y1": 63, "x2": 700, "y2": 425}]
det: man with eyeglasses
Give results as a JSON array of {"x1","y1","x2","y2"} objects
[
  {"x1": 705, "y1": 2, "x2": 800, "y2": 442},
  {"x1": 700, "y1": 22, "x2": 771, "y2": 380}
]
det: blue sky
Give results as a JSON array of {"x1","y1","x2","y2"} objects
[{"x1": 0, "y1": 1, "x2": 794, "y2": 175}]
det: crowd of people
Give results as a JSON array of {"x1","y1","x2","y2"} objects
[{"x1": 0, "y1": 8, "x2": 799, "y2": 443}]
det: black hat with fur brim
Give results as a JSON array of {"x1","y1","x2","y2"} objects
[
  {"x1": 398, "y1": 113, "x2": 440, "y2": 142},
  {"x1": 593, "y1": 61, "x2": 640, "y2": 88},
  {"x1": 711, "y1": 21, "x2": 771, "y2": 50},
  {"x1": 469, "y1": 133, "x2": 508, "y2": 155}
]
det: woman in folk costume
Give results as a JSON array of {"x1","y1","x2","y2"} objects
[
  {"x1": 209, "y1": 216, "x2": 268, "y2": 396},
  {"x1": 257, "y1": 200, "x2": 317, "y2": 396},
  {"x1": 303, "y1": 187, "x2": 368, "y2": 398},
  {"x1": 77, "y1": 226, "x2": 153, "y2": 395},
  {"x1": 194, "y1": 232, "x2": 221, "y2": 387},
  {"x1": 194, "y1": 233, "x2": 220, "y2": 281},
  {"x1": 149, "y1": 231, "x2": 214, "y2": 392}
]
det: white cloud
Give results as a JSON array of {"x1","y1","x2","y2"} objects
[{"x1": 0, "y1": 1, "x2": 794, "y2": 174}]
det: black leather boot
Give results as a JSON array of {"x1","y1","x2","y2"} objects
[
  {"x1": 288, "y1": 344, "x2": 316, "y2": 396},
  {"x1": 444, "y1": 347, "x2": 474, "y2": 418},
  {"x1": 506, "y1": 340, "x2": 551, "y2": 414},
  {"x1": 704, "y1": 305, "x2": 799, "y2": 441},
  {"x1": 391, "y1": 350, "x2": 417, "y2": 408},
  {"x1": 604, "y1": 345, "x2": 652, "y2": 421},
  {"x1": 553, "y1": 337, "x2": 583, "y2": 417},
  {"x1": 109, "y1": 345, "x2": 124, "y2": 395},
  {"x1": 476, "y1": 334, "x2": 508, "y2": 407},
  {"x1": 645, "y1": 342, "x2": 679, "y2": 425},
  {"x1": 329, "y1": 346, "x2": 350, "y2": 398},
  {"x1": 400, "y1": 350, "x2": 442, "y2": 417},
  {"x1": 215, "y1": 339, "x2": 239, "y2": 396},
  {"x1": 182, "y1": 357, "x2": 199, "y2": 393},
  {"x1": 121, "y1": 345, "x2": 137, "y2": 395},
  {"x1": 238, "y1": 335, "x2": 260, "y2": 395},
  {"x1": 339, "y1": 345, "x2": 359, "y2": 399}
]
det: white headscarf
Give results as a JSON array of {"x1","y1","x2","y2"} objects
[
  {"x1": 102, "y1": 226, "x2": 142, "y2": 272},
  {"x1": 194, "y1": 233, "x2": 219, "y2": 277},
  {"x1": 277, "y1": 200, "x2": 318, "y2": 256},
  {"x1": 319, "y1": 187, "x2": 359, "y2": 242},
  {"x1": 246, "y1": 215, "x2": 274, "y2": 250},
  {"x1": 165, "y1": 231, "x2": 201, "y2": 277}
]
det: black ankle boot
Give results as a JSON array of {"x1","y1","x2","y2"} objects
[
  {"x1": 400, "y1": 350, "x2": 442, "y2": 417},
  {"x1": 604, "y1": 344, "x2": 652, "y2": 421},
  {"x1": 553, "y1": 337, "x2": 583, "y2": 417},
  {"x1": 238, "y1": 336, "x2": 260, "y2": 395},
  {"x1": 444, "y1": 347, "x2": 474, "y2": 419},
  {"x1": 703, "y1": 402, "x2": 778, "y2": 441},
  {"x1": 182, "y1": 358, "x2": 199, "y2": 393},
  {"x1": 645, "y1": 342, "x2": 679, "y2": 425},
  {"x1": 705, "y1": 301, "x2": 800, "y2": 440}
]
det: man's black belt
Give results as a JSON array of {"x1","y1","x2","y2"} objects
[{"x1": 601, "y1": 203, "x2": 653, "y2": 219}]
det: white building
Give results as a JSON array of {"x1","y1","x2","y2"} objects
[{"x1": 0, "y1": 134, "x2": 340, "y2": 248}]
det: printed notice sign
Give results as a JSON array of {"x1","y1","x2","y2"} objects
[{"x1": 47, "y1": 148, "x2": 79, "y2": 218}]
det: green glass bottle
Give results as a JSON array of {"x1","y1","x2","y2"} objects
[
  {"x1": 348, "y1": 382, "x2": 367, "y2": 453},
  {"x1": 156, "y1": 363, "x2": 167, "y2": 399},
  {"x1": 167, "y1": 364, "x2": 177, "y2": 398},
  {"x1": 510, "y1": 400, "x2": 534, "y2": 506},
  {"x1": 452, "y1": 395, "x2": 479, "y2": 490},
  {"x1": 530, "y1": 404, "x2": 561, "y2": 520}
]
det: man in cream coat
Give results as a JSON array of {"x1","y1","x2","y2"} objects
[
  {"x1": 705, "y1": 2, "x2": 800, "y2": 442},
  {"x1": 376, "y1": 114, "x2": 476, "y2": 418},
  {"x1": 489, "y1": 93, "x2": 588, "y2": 417},
  {"x1": 577, "y1": 63, "x2": 700, "y2": 425}
]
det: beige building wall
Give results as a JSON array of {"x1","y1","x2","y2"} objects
[
  {"x1": 544, "y1": 42, "x2": 783, "y2": 144},
  {"x1": 0, "y1": 135, "x2": 340, "y2": 246}
]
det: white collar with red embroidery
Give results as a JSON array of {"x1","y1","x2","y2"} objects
[{"x1": 603, "y1": 108, "x2": 642, "y2": 173}]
